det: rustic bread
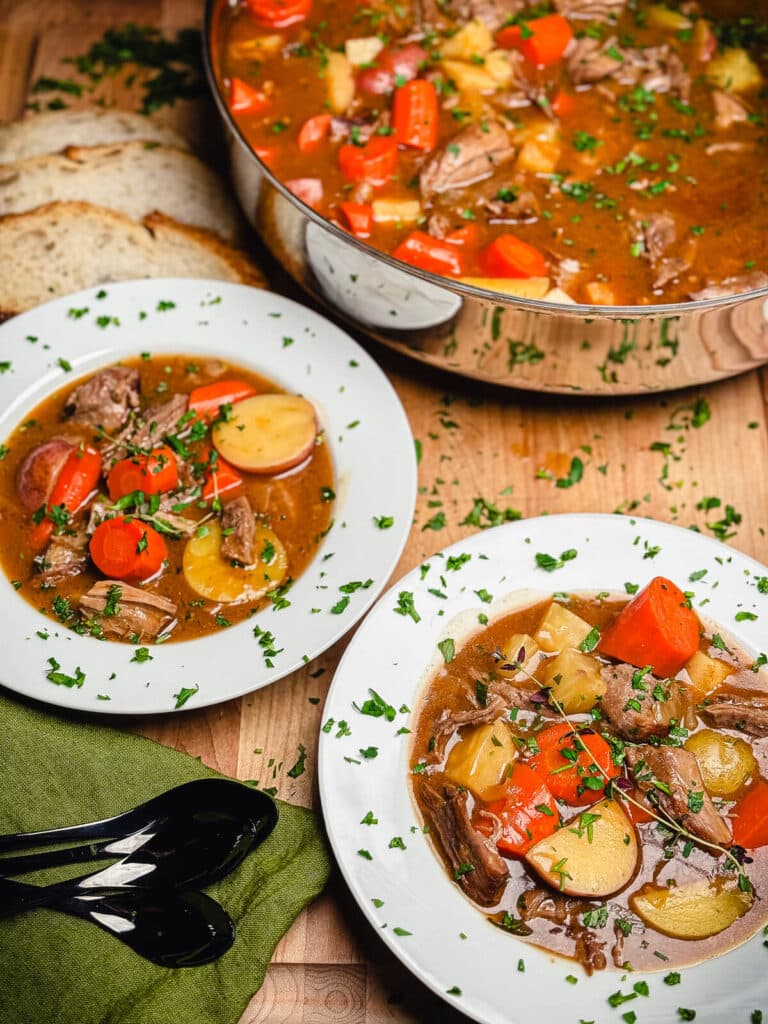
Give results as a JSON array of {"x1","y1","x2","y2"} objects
[
  {"x1": 0, "y1": 142, "x2": 243, "y2": 243},
  {"x1": 0, "y1": 202, "x2": 265, "y2": 316},
  {"x1": 0, "y1": 108, "x2": 188, "y2": 164}
]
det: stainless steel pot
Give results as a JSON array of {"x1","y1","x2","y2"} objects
[{"x1": 203, "y1": 1, "x2": 768, "y2": 396}]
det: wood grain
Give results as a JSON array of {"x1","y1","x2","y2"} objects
[{"x1": 1, "y1": 2, "x2": 767, "y2": 1021}]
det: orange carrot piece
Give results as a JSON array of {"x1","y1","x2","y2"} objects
[{"x1": 598, "y1": 576, "x2": 700, "y2": 678}]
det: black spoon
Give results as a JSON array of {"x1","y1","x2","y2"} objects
[
  {"x1": 0, "y1": 877, "x2": 235, "y2": 967},
  {"x1": 0, "y1": 796, "x2": 276, "y2": 895},
  {"x1": 0, "y1": 779, "x2": 277, "y2": 852}
]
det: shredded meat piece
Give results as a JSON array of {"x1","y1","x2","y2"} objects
[
  {"x1": 419, "y1": 778, "x2": 508, "y2": 906},
  {"x1": 554, "y1": 0, "x2": 626, "y2": 18},
  {"x1": 419, "y1": 121, "x2": 515, "y2": 199},
  {"x1": 518, "y1": 888, "x2": 607, "y2": 973},
  {"x1": 641, "y1": 212, "x2": 676, "y2": 263},
  {"x1": 601, "y1": 663, "x2": 691, "y2": 739},
  {"x1": 79, "y1": 580, "x2": 177, "y2": 641},
  {"x1": 426, "y1": 212, "x2": 451, "y2": 239},
  {"x1": 653, "y1": 257, "x2": 689, "y2": 289},
  {"x1": 566, "y1": 37, "x2": 624, "y2": 84},
  {"x1": 481, "y1": 189, "x2": 539, "y2": 220},
  {"x1": 705, "y1": 141, "x2": 754, "y2": 156},
  {"x1": 457, "y1": 0, "x2": 525, "y2": 30},
  {"x1": 65, "y1": 367, "x2": 140, "y2": 434},
  {"x1": 103, "y1": 393, "x2": 188, "y2": 461},
  {"x1": 689, "y1": 271, "x2": 768, "y2": 301},
  {"x1": 36, "y1": 529, "x2": 88, "y2": 586},
  {"x1": 712, "y1": 89, "x2": 750, "y2": 130},
  {"x1": 626, "y1": 744, "x2": 732, "y2": 847},
  {"x1": 699, "y1": 694, "x2": 768, "y2": 738},
  {"x1": 220, "y1": 495, "x2": 256, "y2": 565}
]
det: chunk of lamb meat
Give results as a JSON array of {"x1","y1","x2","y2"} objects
[
  {"x1": 566, "y1": 37, "x2": 625, "y2": 84},
  {"x1": 699, "y1": 694, "x2": 768, "y2": 738},
  {"x1": 690, "y1": 271, "x2": 768, "y2": 301},
  {"x1": 626, "y1": 745, "x2": 732, "y2": 846},
  {"x1": 601, "y1": 663, "x2": 691, "y2": 740},
  {"x1": 103, "y1": 393, "x2": 188, "y2": 461},
  {"x1": 79, "y1": 581, "x2": 177, "y2": 641},
  {"x1": 481, "y1": 189, "x2": 539, "y2": 220},
  {"x1": 456, "y1": 0, "x2": 526, "y2": 31},
  {"x1": 518, "y1": 888, "x2": 607, "y2": 972},
  {"x1": 636, "y1": 212, "x2": 690, "y2": 289},
  {"x1": 419, "y1": 121, "x2": 515, "y2": 199},
  {"x1": 431, "y1": 695, "x2": 507, "y2": 760},
  {"x1": 418, "y1": 778, "x2": 508, "y2": 906},
  {"x1": 220, "y1": 495, "x2": 256, "y2": 565},
  {"x1": 36, "y1": 529, "x2": 88, "y2": 586},
  {"x1": 554, "y1": 0, "x2": 627, "y2": 19},
  {"x1": 712, "y1": 89, "x2": 750, "y2": 131},
  {"x1": 65, "y1": 367, "x2": 140, "y2": 433}
]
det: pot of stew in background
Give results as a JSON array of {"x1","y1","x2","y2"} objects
[{"x1": 204, "y1": 0, "x2": 768, "y2": 395}]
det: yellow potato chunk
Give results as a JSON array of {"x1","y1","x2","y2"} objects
[
  {"x1": 515, "y1": 120, "x2": 561, "y2": 174},
  {"x1": 371, "y1": 198, "x2": 422, "y2": 224},
  {"x1": 496, "y1": 632, "x2": 539, "y2": 678},
  {"x1": 538, "y1": 648, "x2": 606, "y2": 714},
  {"x1": 583, "y1": 281, "x2": 618, "y2": 305},
  {"x1": 229, "y1": 34, "x2": 284, "y2": 60},
  {"x1": 345, "y1": 36, "x2": 384, "y2": 66},
  {"x1": 534, "y1": 602, "x2": 592, "y2": 653},
  {"x1": 525, "y1": 799, "x2": 638, "y2": 897},
  {"x1": 326, "y1": 51, "x2": 355, "y2": 113},
  {"x1": 708, "y1": 48, "x2": 763, "y2": 93},
  {"x1": 485, "y1": 50, "x2": 514, "y2": 87},
  {"x1": 683, "y1": 649, "x2": 734, "y2": 701},
  {"x1": 444, "y1": 721, "x2": 518, "y2": 799},
  {"x1": 645, "y1": 4, "x2": 692, "y2": 31},
  {"x1": 684, "y1": 729, "x2": 757, "y2": 798},
  {"x1": 439, "y1": 19, "x2": 494, "y2": 60},
  {"x1": 183, "y1": 520, "x2": 287, "y2": 604},
  {"x1": 213, "y1": 393, "x2": 318, "y2": 474},
  {"x1": 459, "y1": 277, "x2": 550, "y2": 299},
  {"x1": 631, "y1": 877, "x2": 753, "y2": 940},
  {"x1": 441, "y1": 59, "x2": 499, "y2": 94}
]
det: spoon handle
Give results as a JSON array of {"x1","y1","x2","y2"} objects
[{"x1": 0, "y1": 840, "x2": 110, "y2": 878}]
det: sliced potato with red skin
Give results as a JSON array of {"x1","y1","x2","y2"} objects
[
  {"x1": 183, "y1": 520, "x2": 287, "y2": 604},
  {"x1": 630, "y1": 877, "x2": 753, "y2": 939},
  {"x1": 16, "y1": 437, "x2": 73, "y2": 510},
  {"x1": 525, "y1": 798, "x2": 638, "y2": 898},
  {"x1": 212, "y1": 393, "x2": 318, "y2": 474}
]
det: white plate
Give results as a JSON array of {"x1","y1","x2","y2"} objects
[
  {"x1": 319, "y1": 514, "x2": 768, "y2": 1024},
  {"x1": 0, "y1": 279, "x2": 416, "y2": 715}
]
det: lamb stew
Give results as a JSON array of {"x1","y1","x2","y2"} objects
[
  {"x1": 212, "y1": 0, "x2": 768, "y2": 305},
  {"x1": 410, "y1": 576, "x2": 768, "y2": 971},
  {"x1": 0, "y1": 356, "x2": 333, "y2": 643}
]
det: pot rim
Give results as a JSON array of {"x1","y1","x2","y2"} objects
[{"x1": 203, "y1": 0, "x2": 768, "y2": 321}]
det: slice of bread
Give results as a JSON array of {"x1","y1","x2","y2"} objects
[
  {"x1": 0, "y1": 202, "x2": 265, "y2": 316},
  {"x1": 0, "y1": 142, "x2": 244, "y2": 243},
  {"x1": 0, "y1": 108, "x2": 189, "y2": 164}
]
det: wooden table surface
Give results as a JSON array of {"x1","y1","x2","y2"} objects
[{"x1": 2, "y1": 1, "x2": 768, "y2": 1020}]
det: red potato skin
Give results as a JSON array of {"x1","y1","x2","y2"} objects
[
  {"x1": 255, "y1": 431, "x2": 316, "y2": 475},
  {"x1": 16, "y1": 438, "x2": 74, "y2": 511}
]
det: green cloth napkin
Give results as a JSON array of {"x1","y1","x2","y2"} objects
[{"x1": 0, "y1": 690, "x2": 331, "y2": 1024}]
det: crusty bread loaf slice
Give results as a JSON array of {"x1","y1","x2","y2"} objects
[
  {"x1": 0, "y1": 108, "x2": 188, "y2": 164},
  {"x1": 0, "y1": 202, "x2": 265, "y2": 316},
  {"x1": 0, "y1": 142, "x2": 243, "y2": 243}
]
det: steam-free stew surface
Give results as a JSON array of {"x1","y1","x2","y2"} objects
[
  {"x1": 411, "y1": 590, "x2": 768, "y2": 971},
  {"x1": 213, "y1": 0, "x2": 767, "y2": 305},
  {"x1": 0, "y1": 356, "x2": 333, "y2": 642}
]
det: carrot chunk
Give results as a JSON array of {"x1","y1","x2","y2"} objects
[{"x1": 598, "y1": 576, "x2": 700, "y2": 678}]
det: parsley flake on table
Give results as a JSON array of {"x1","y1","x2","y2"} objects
[{"x1": 286, "y1": 743, "x2": 307, "y2": 778}]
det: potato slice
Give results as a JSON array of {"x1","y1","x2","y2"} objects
[
  {"x1": 631, "y1": 877, "x2": 753, "y2": 939},
  {"x1": 707, "y1": 48, "x2": 762, "y2": 93},
  {"x1": 525, "y1": 799, "x2": 638, "y2": 897},
  {"x1": 538, "y1": 648, "x2": 606, "y2": 714},
  {"x1": 439, "y1": 19, "x2": 493, "y2": 60},
  {"x1": 534, "y1": 602, "x2": 592, "y2": 653},
  {"x1": 683, "y1": 649, "x2": 733, "y2": 701},
  {"x1": 345, "y1": 36, "x2": 384, "y2": 66},
  {"x1": 684, "y1": 729, "x2": 757, "y2": 797},
  {"x1": 183, "y1": 520, "x2": 287, "y2": 604},
  {"x1": 497, "y1": 632, "x2": 539, "y2": 677},
  {"x1": 326, "y1": 51, "x2": 355, "y2": 114},
  {"x1": 372, "y1": 198, "x2": 422, "y2": 224},
  {"x1": 440, "y1": 59, "x2": 499, "y2": 94},
  {"x1": 213, "y1": 393, "x2": 318, "y2": 474},
  {"x1": 645, "y1": 4, "x2": 692, "y2": 31},
  {"x1": 459, "y1": 277, "x2": 550, "y2": 299},
  {"x1": 444, "y1": 721, "x2": 518, "y2": 798}
]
